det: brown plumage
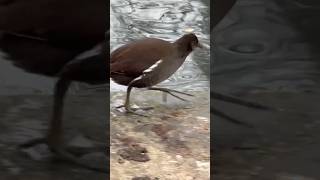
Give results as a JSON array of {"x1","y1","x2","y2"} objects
[{"x1": 110, "y1": 33, "x2": 201, "y2": 115}]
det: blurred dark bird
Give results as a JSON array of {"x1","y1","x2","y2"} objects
[
  {"x1": 0, "y1": 0, "x2": 107, "y2": 171},
  {"x1": 110, "y1": 33, "x2": 201, "y2": 115}
]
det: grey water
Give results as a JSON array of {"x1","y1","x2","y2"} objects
[
  {"x1": 213, "y1": 0, "x2": 320, "y2": 95},
  {"x1": 110, "y1": 0, "x2": 210, "y2": 92}
]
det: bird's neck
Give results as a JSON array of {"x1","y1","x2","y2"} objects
[{"x1": 173, "y1": 41, "x2": 192, "y2": 58}]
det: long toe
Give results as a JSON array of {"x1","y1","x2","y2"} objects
[
  {"x1": 125, "y1": 107, "x2": 149, "y2": 117},
  {"x1": 131, "y1": 106, "x2": 154, "y2": 111},
  {"x1": 115, "y1": 104, "x2": 125, "y2": 109},
  {"x1": 167, "y1": 89, "x2": 194, "y2": 96}
]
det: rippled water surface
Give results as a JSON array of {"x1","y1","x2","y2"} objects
[
  {"x1": 213, "y1": 0, "x2": 320, "y2": 95},
  {"x1": 110, "y1": 0, "x2": 210, "y2": 92}
]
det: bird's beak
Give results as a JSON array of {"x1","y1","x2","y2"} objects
[
  {"x1": 192, "y1": 42, "x2": 203, "y2": 50},
  {"x1": 198, "y1": 43, "x2": 209, "y2": 50}
]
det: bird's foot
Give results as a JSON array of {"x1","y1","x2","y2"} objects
[
  {"x1": 148, "y1": 87, "x2": 193, "y2": 101},
  {"x1": 19, "y1": 137, "x2": 108, "y2": 173},
  {"x1": 116, "y1": 105, "x2": 153, "y2": 117}
]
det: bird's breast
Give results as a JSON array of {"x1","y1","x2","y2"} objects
[{"x1": 132, "y1": 56, "x2": 186, "y2": 87}]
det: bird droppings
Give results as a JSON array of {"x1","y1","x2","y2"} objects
[
  {"x1": 118, "y1": 144, "x2": 150, "y2": 162},
  {"x1": 111, "y1": 90, "x2": 210, "y2": 179},
  {"x1": 151, "y1": 124, "x2": 172, "y2": 140}
]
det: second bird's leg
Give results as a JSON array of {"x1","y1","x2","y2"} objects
[
  {"x1": 20, "y1": 78, "x2": 71, "y2": 150},
  {"x1": 148, "y1": 87, "x2": 193, "y2": 101},
  {"x1": 20, "y1": 78, "x2": 107, "y2": 172}
]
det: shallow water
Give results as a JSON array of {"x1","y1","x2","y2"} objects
[{"x1": 110, "y1": 0, "x2": 210, "y2": 92}]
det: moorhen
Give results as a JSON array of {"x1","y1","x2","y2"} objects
[
  {"x1": 0, "y1": 0, "x2": 107, "y2": 171},
  {"x1": 111, "y1": 33, "x2": 201, "y2": 115}
]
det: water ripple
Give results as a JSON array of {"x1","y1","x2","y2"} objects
[{"x1": 110, "y1": 0, "x2": 210, "y2": 92}]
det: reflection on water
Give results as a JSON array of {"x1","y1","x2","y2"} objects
[
  {"x1": 213, "y1": 0, "x2": 320, "y2": 95},
  {"x1": 212, "y1": 1, "x2": 320, "y2": 179},
  {"x1": 110, "y1": 0, "x2": 210, "y2": 92}
]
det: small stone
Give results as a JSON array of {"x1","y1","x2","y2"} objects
[
  {"x1": 118, "y1": 158, "x2": 125, "y2": 164},
  {"x1": 176, "y1": 155, "x2": 183, "y2": 161}
]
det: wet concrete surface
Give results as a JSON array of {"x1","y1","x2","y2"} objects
[{"x1": 110, "y1": 91, "x2": 209, "y2": 179}]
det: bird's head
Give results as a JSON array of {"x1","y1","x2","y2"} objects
[{"x1": 175, "y1": 33, "x2": 203, "y2": 54}]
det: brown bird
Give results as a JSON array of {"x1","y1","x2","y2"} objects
[
  {"x1": 0, "y1": 0, "x2": 107, "y2": 171},
  {"x1": 111, "y1": 33, "x2": 201, "y2": 115}
]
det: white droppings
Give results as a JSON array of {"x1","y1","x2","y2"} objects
[
  {"x1": 195, "y1": 161, "x2": 210, "y2": 171},
  {"x1": 196, "y1": 116, "x2": 208, "y2": 121}
]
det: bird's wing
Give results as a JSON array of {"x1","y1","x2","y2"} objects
[
  {"x1": 0, "y1": 33, "x2": 80, "y2": 76},
  {"x1": 0, "y1": 0, "x2": 107, "y2": 76},
  {"x1": 110, "y1": 39, "x2": 172, "y2": 78},
  {"x1": 0, "y1": 0, "x2": 106, "y2": 40}
]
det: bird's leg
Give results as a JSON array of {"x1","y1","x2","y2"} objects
[
  {"x1": 47, "y1": 78, "x2": 70, "y2": 152},
  {"x1": 20, "y1": 78, "x2": 107, "y2": 172},
  {"x1": 148, "y1": 87, "x2": 193, "y2": 101},
  {"x1": 20, "y1": 78, "x2": 70, "y2": 149},
  {"x1": 116, "y1": 85, "x2": 152, "y2": 117}
]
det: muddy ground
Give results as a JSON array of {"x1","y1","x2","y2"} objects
[{"x1": 110, "y1": 90, "x2": 210, "y2": 180}]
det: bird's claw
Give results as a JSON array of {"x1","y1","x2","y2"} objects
[{"x1": 115, "y1": 104, "x2": 153, "y2": 117}]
